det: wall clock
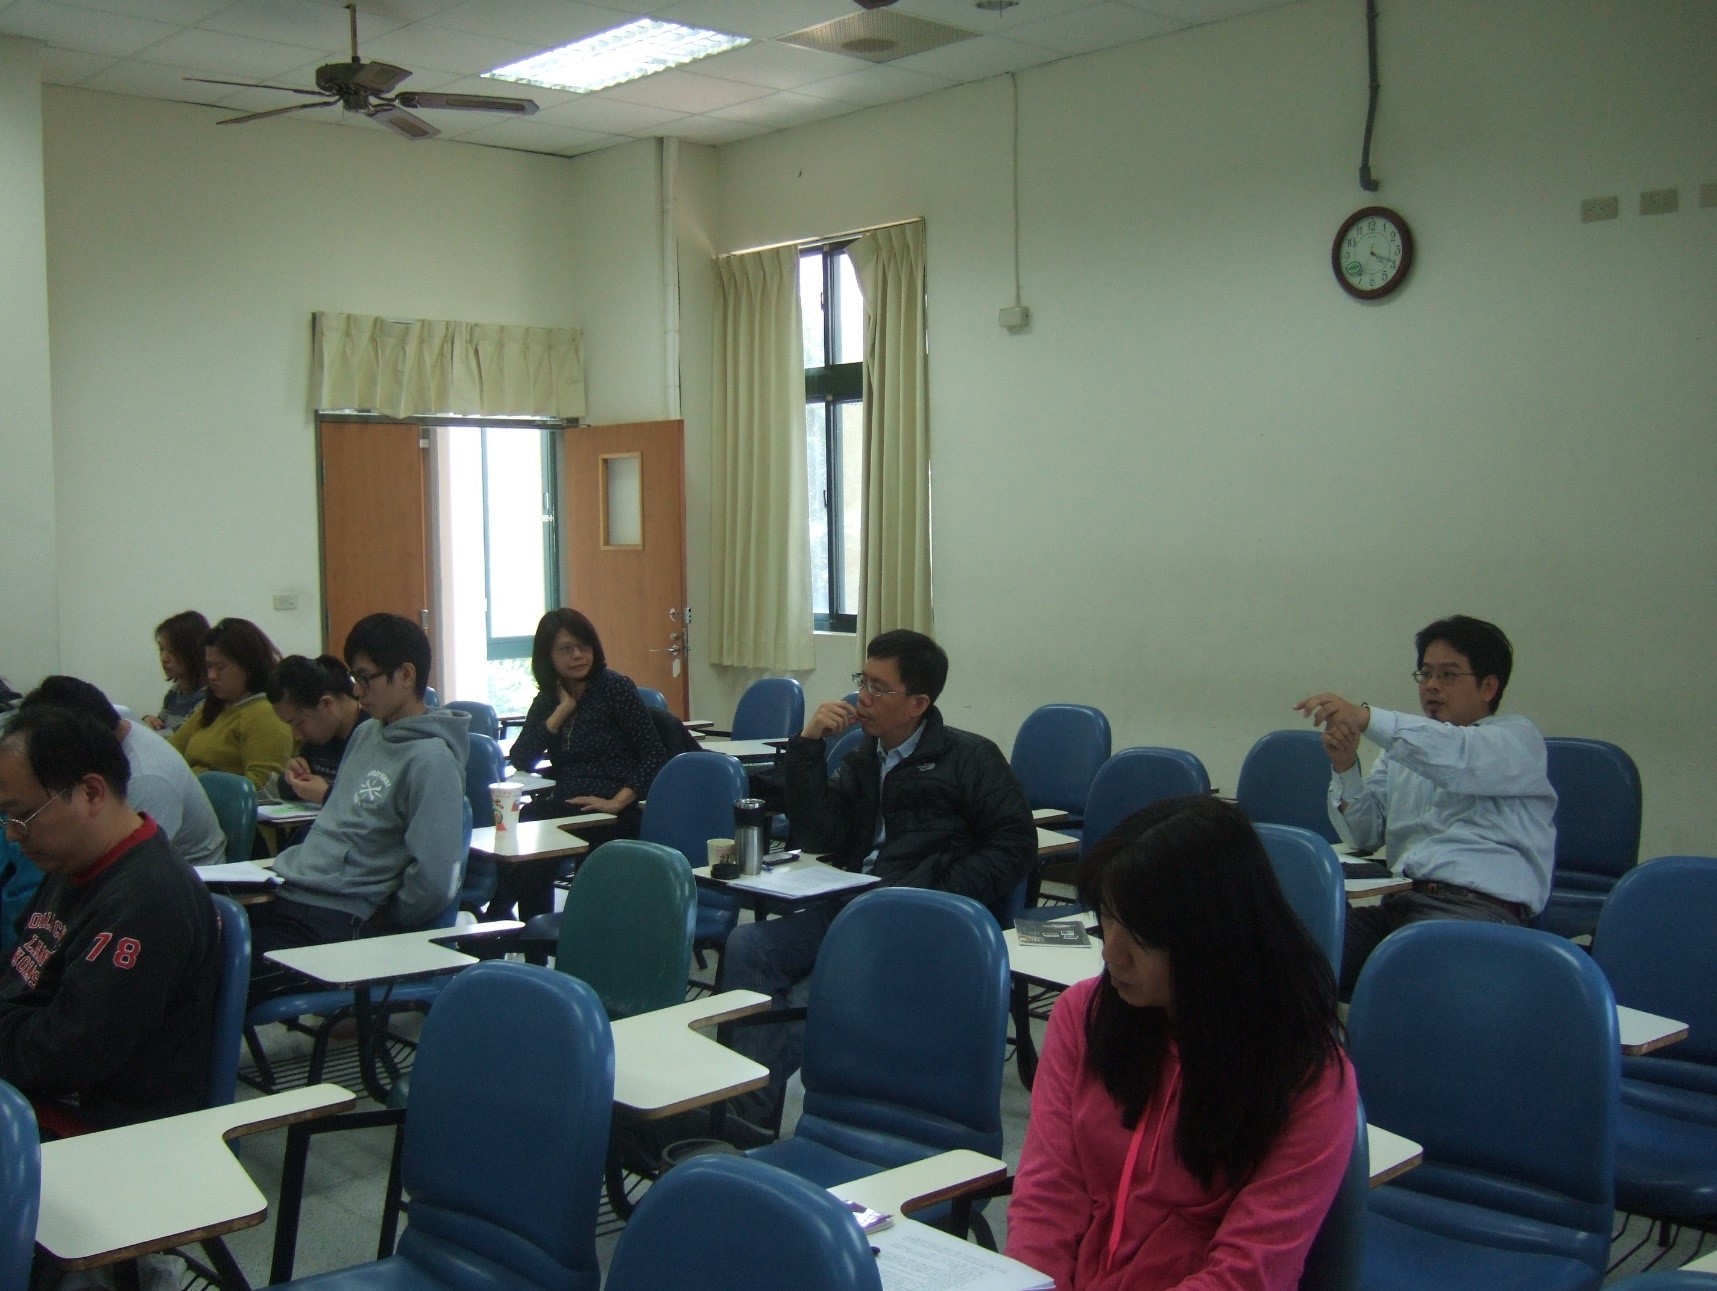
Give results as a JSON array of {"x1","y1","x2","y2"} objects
[{"x1": 1332, "y1": 206, "x2": 1413, "y2": 300}]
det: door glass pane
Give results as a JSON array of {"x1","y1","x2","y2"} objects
[
  {"x1": 485, "y1": 428, "x2": 548, "y2": 639},
  {"x1": 800, "y1": 250, "x2": 825, "y2": 368},
  {"x1": 602, "y1": 454, "x2": 642, "y2": 547},
  {"x1": 836, "y1": 252, "x2": 865, "y2": 365},
  {"x1": 839, "y1": 400, "x2": 863, "y2": 617},
  {"x1": 806, "y1": 402, "x2": 829, "y2": 617}
]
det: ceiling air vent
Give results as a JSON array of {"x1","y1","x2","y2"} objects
[{"x1": 780, "y1": 9, "x2": 976, "y2": 63}]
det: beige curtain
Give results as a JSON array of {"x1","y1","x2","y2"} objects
[
  {"x1": 312, "y1": 312, "x2": 585, "y2": 419},
  {"x1": 707, "y1": 246, "x2": 815, "y2": 670},
  {"x1": 849, "y1": 221, "x2": 932, "y2": 643}
]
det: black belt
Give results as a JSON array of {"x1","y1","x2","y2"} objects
[{"x1": 1408, "y1": 879, "x2": 1529, "y2": 921}]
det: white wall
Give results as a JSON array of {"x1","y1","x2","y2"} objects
[
  {"x1": 0, "y1": 37, "x2": 58, "y2": 685},
  {"x1": 700, "y1": 0, "x2": 1717, "y2": 856}
]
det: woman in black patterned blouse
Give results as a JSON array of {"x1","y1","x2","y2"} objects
[{"x1": 487, "y1": 609, "x2": 668, "y2": 921}]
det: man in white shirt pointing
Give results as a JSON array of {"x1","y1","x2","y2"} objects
[{"x1": 1296, "y1": 615, "x2": 1557, "y2": 999}]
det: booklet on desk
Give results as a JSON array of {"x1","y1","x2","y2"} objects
[
  {"x1": 195, "y1": 861, "x2": 282, "y2": 888},
  {"x1": 724, "y1": 863, "x2": 880, "y2": 900},
  {"x1": 872, "y1": 1221, "x2": 1052, "y2": 1291},
  {"x1": 1015, "y1": 920, "x2": 1090, "y2": 947}
]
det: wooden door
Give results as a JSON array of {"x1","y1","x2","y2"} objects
[
  {"x1": 318, "y1": 420, "x2": 432, "y2": 665},
  {"x1": 561, "y1": 420, "x2": 689, "y2": 716}
]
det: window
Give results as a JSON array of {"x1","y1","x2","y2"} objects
[{"x1": 802, "y1": 243, "x2": 865, "y2": 634}]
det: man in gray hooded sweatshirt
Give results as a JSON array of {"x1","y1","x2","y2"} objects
[{"x1": 246, "y1": 613, "x2": 469, "y2": 1006}]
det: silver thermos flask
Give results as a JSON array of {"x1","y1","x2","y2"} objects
[{"x1": 733, "y1": 798, "x2": 772, "y2": 875}]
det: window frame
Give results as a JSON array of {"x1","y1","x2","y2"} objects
[
  {"x1": 479, "y1": 424, "x2": 562, "y2": 661},
  {"x1": 803, "y1": 240, "x2": 864, "y2": 635}
]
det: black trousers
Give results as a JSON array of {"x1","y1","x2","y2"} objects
[
  {"x1": 1341, "y1": 884, "x2": 1531, "y2": 1000},
  {"x1": 246, "y1": 896, "x2": 367, "y2": 1008}
]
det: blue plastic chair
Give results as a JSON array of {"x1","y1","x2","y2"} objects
[
  {"x1": 1592, "y1": 856, "x2": 1717, "y2": 1227},
  {"x1": 460, "y1": 733, "x2": 505, "y2": 912},
  {"x1": 1255, "y1": 823, "x2": 1346, "y2": 977},
  {"x1": 1349, "y1": 921, "x2": 1619, "y2": 1291},
  {"x1": 606, "y1": 1155, "x2": 883, "y2": 1291},
  {"x1": 1236, "y1": 729, "x2": 1342, "y2": 844},
  {"x1": 1300, "y1": 1098, "x2": 1370, "y2": 1291},
  {"x1": 0, "y1": 1080, "x2": 39, "y2": 1291},
  {"x1": 206, "y1": 894, "x2": 252, "y2": 1109},
  {"x1": 730, "y1": 677, "x2": 804, "y2": 740},
  {"x1": 748, "y1": 889, "x2": 1010, "y2": 1224},
  {"x1": 824, "y1": 725, "x2": 863, "y2": 775},
  {"x1": 1540, "y1": 738, "x2": 1643, "y2": 939},
  {"x1": 272, "y1": 962, "x2": 614, "y2": 1291},
  {"x1": 637, "y1": 687, "x2": 669, "y2": 712},
  {"x1": 198, "y1": 770, "x2": 256, "y2": 862},
  {"x1": 445, "y1": 700, "x2": 499, "y2": 741},
  {"x1": 640, "y1": 751, "x2": 750, "y2": 954},
  {"x1": 1010, "y1": 703, "x2": 1111, "y2": 823},
  {"x1": 422, "y1": 686, "x2": 438, "y2": 708},
  {"x1": 1081, "y1": 747, "x2": 1211, "y2": 857}
]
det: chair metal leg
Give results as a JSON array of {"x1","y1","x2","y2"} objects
[
  {"x1": 199, "y1": 1237, "x2": 251, "y2": 1291},
  {"x1": 1011, "y1": 980, "x2": 1038, "y2": 1089},
  {"x1": 271, "y1": 1121, "x2": 314, "y2": 1285},
  {"x1": 605, "y1": 1144, "x2": 637, "y2": 1221},
  {"x1": 242, "y1": 1024, "x2": 278, "y2": 1093},
  {"x1": 378, "y1": 1120, "x2": 407, "y2": 1257}
]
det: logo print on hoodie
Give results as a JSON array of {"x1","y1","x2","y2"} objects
[{"x1": 355, "y1": 770, "x2": 393, "y2": 808}]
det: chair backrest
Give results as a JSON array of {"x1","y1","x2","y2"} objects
[
  {"x1": 1010, "y1": 704, "x2": 1112, "y2": 818},
  {"x1": 423, "y1": 686, "x2": 439, "y2": 708},
  {"x1": 1235, "y1": 729, "x2": 1341, "y2": 844},
  {"x1": 1544, "y1": 737, "x2": 1642, "y2": 884},
  {"x1": 825, "y1": 725, "x2": 864, "y2": 775},
  {"x1": 605, "y1": 1155, "x2": 883, "y2": 1291},
  {"x1": 397, "y1": 961, "x2": 613, "y2": 1291},
  {"x1": 446, "y1": 700, "x2": 499, "y2": 741},
  {"x1": 1593, "y1": 855, "x2": 1717, "y2": 1066},
  {"x1": 1298, "y1": 1098, "x2": 1369, "y2": 1291},
  {"x1": 556, "y1": 840, "x2": 696, "y2": 1020},
  {"x1": 640, "y1": 752, "x2": 750, "y2": 871},
  {"x1": 637, "y1": 687, "x2": 669, "y2": 712},
  {"x1": 646, "y1": 707, "x2": 702, "y2": 762},
  {"x1": 461, "y1": 734, "x2": 505, "y2": 906},
  {"x1": 205, "y1": 893, "x2": 252, "y2": 1108},
  {"x1": 800, "y1": 888, "x2": 1011, "y2": 1160},
  {"x1": 0, "y1": 1080, "x2": 39, "y2": 1291},
  {"x1": 730, "y1": 677, "x2": 805, "y2": 740},
  {"x1": 1081, "y1": 747, "x2": 1211, "y2": 857},
  {"x1": 1254, "y1": 824, "x2": 1346, "y2": 977},
  {"x1": 197, "y1": 770, "x2": 256, "y2": 863},
  {"x1": 1348, "y1": 921, "x2": 1618, "y2": 1269}
]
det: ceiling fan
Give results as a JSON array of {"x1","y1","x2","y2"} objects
[{"x1": 185, "y1": 3, "x2": 538, "y2": 141}]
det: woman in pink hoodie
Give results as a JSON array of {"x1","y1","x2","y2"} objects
[{"x1": 1007, "y1": 795, "x2": 1356, "y2": 1290}]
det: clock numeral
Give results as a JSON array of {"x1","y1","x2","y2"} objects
[{"x1": 1346, "y1": 260, "x2": 1363, "y2": 277}]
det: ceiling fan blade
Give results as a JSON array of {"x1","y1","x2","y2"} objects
[
  {"x1": 218, "y1": 100, "x2": 336, "y2": 126},
  {"x1": 365, "y1": 104, "x2": 440, "y2": 140},
  {"x1": 349, "y1": 61, "x2": 413, "y2": 94},
  {"x1": 393, "y1": 91, "x2": 539, "y2": 117},
  {"x1": 184, "y1": 76, "x2": 329, "y2": 97}
]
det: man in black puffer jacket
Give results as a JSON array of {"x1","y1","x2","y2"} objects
[{"x1": 723, "y1": 630, "x2": 1034, "y2": 1116}]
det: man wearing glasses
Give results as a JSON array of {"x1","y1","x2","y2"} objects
[
  {"x1": 723, "y1": 629, "x2": 1035, "y2": 1121},
  {"x1": 246, "y1": 613, "x2": 468, "y2": 1006},
  {"x1": 1296, "y1": 615, "x2": 1557, "y2": 998},
  {"x1": 0, "y1": 705, "x2": 221, "y2": 1130}
]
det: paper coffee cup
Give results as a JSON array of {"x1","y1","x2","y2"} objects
[
  {"x1": 490, "y1": 782, "x2": 524, "y2": 835},
  {"x1": 707, "y1": 837, "x2": 735, "y2": 869}
]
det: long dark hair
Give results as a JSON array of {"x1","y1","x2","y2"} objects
[
  {"x1": 267, "y1": 655, "x2": 355, "y2": 708},
  {"x1": 530, "y1": 609, "x2": 606, "y2": 693},
  {"x1": 1078, "y1": 795, "x2": 1343, "y2": 1191},
  {"x1": 200, "y1": 617, "x2": 280, "y2": 723},
  {"x1": 155, "y1": 610, "x2": 210, "y2": 690}
]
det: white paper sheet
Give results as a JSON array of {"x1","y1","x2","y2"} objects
[
  {"x1": 256, "y1": 802, "x2": 320, "y2": 824},
  {"x1": 194, "y1": 862, "x2": 281, "y2": 886},
  {"x1": 873, "y1": 1221, "x2": 1053, "y2": 1291},
  {"x1": 723, "y1": 864, "x2": 880, "y2": 900}
]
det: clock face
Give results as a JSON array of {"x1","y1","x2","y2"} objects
[{"x1": 1332, "y1": 207, "x2": 1414, "y2": 300}]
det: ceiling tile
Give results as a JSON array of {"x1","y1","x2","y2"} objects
[
  {"x1": 708, "y1": 87, "x2": 855, "y2": 127},
  {"x1": 69, "y1": 0, "x2": 230, "y2": 22},
  {"x1": 197, "y1": 1, "x2": 406, "y2": 51},
  {"x1": 890, "y1": 32, "x2": 1056, "y2": 80},
  {"x1": 1127, "y1": 0, "x2": 1292, "y2": 24},
  {"x1": 651, "y1": 112, "x2": 761, "y2": 144},
  {"x1": 426, "y1": 0, "x2": 641, "y2": 47},
  {"x1": 653, "y1": 0, "x2": 849, "y2": 41},
  {"x1": 600, "y1": 66, "x2": 770, "y2": 112},
  {"x1": 422, "y1": 72, "x2": 584, "y2": 111},
  {"x1": 537, "y1": 94, "x2": 688, "y2": 135},
  {"x1": 139, "y1": 28, "x2": 325, "y2": 77},
  {"x1": 894, "y1": 0, "x2": 1105, "y2": 34},
  {"x1": 37, "y1": 46, "x2": 118, "y2": 83},
  {"x1": 360, "y1": 21, "x2": 540, "y2": 75},
  {"x1": 81, "y1": 57, "x2": 234, "y2": 102},
  {"x1": 557, "y1": 130, "x2": 631, "y2": 155},
  {"x1": 793, "y1": 60, "x2": 952, "y2": 106},
  {"x1": 0, "y1": 0, "x2": 177, "y2": 56},
  {"x1": 452, "y1": 114, "x2": 611, "y2": 153},
  {"x1": 1005, "y1": 1, "x2": 1181, "y2": 54},
  {"x1": 687, "y1": 39, "x2": 856, "y2": 90},
  {"x1": 298, "y1": 0, "x2": 467, "y2": 20}
]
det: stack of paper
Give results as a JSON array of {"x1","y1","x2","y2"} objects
[
  {"x1": 195, "y1": 862, "x2": 281, "y2": 887},
  {"x1": 872, "y1": 1221, "x2": 1053, "y2": 1291}
]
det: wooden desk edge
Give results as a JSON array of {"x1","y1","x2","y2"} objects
[
  {"x1": 620, "y1": 1072, "x2": 770, "y2": 1121},
  {"x1": 1622, "y1": 1025, "x2": 1690, "y2": 1056},
  {"x1": 894, "y1": 1163, "x2": 1009, "y2": 1215},
  {"x1": 45, "y1": 1210, "x2": 268, "y2": 1271},
  {"x1": 218, "y1": 1088, "x2": 357, "y2": 1141},
  {"x1": 1369, "y1": 1149, "x2": 1423, "y2": 1188},
  {"x1": 686, "y1": 996, "x2": 773, "y2": 1032}
]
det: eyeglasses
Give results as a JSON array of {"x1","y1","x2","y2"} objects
[
  {"x1": 850, "y1": 672, "x2": 910, "y2": 700},
  {"x1": 350, "y1": 667, "x2": 394, "y2": 689},
  {"x1": 2, "y1": 785, "x2": 75, "y2": 840},
  {"x1": 1411, "y1": 668, "x2": 1476, "y2": 686}
]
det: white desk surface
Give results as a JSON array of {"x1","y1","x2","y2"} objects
[
  {"x1": 264, "y1": 921, "x2": 522, "y2": 988},
  {"x1": 1367, "y1": 1124, "x2": 1423, "y2": 1187},
  {"x1": 699, "y1": 738, "x2": 782, "y2": 760},
  {"x1": 1681, "y1": 1249, "x2": 1717, "y2": 1274},
  {"x1": 1617, "y1": 1004, "x2": 1690, "y2": 1055},
  {"x1": 610, "y1": 991, "x2": 771, "y2": 1119},
  {"x1": 469, "y1": 818, "x2": 596, "y2": 862},
  {"x1": 1037, "y1": 828, "x2": 1079, "y2": 856},
  {"x1": 37, "y1": 1084, "x2": 355, "y2": 1268},
  {"x1": 830, "y1": 1149, "x2": 1008, "y2": 1218},
  {"x1": 1004, "y1": 926, "x2": 1101, "y2": 990},
  {"x1": 685, "y1": 719, "x2": 716, "y2": 732},
  {"x1": 1031, "y1": 808, "x2": 1072, "y2": 828}
]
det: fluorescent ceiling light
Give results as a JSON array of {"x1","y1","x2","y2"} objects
[{"x1": 486, "y1": 19, "x2": 750, "y2": 94}]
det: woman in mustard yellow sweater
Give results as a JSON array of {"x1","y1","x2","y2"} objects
[{"x1": 170, "y1": 617, "x2": 294, "y2": 790}]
